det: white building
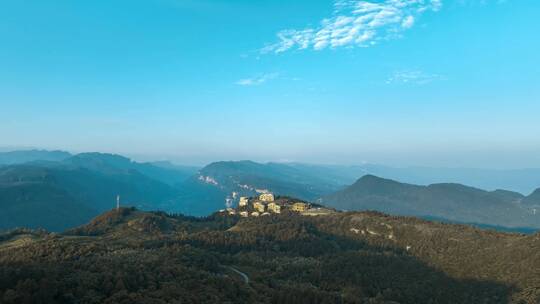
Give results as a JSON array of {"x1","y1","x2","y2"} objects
[
  {"x1": 267, "y1": 202, "x2": 281, "y2": 214},
  {"x1": 253, "y1": 201, "x2": 266, "y2": 213},
  {"x1": 291, "y1": 202, "x2": 309, "y2": 212},
  {"x1": 239, "y1": 197, "x2": 249, "y2": 207},
  {"x1": 259, "y1": 193, "x2": 275, "y2": 202}
]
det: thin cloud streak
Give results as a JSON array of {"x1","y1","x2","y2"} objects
[
  {"x1": 386, "y1": 69, "x2": 444, "y2": 85},
  {"x1": 262, "y1": 0, "x2": 442, "y2": 53},
  {"x1": 235, "y1": 73, "x2": 279, "y2": 86}
]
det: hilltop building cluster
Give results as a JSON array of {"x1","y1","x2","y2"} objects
[{"x1": 222, "y1": 193, "x2": 331, "y2": 218}]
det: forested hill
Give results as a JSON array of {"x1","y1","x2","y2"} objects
[
  {"x1": 523, "y1": 188, "x2": 540, "y2": 206},
  {"x1": 0, "y1": 153, "x2": 199, "y2": 231},
  {"x1": 0, "y1": 207, "x2": 538, "y2": 304},
  {"x1": 321, "y1": 175, "x2": 540, "y2": 229}
]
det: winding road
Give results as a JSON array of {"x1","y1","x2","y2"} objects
[{"x1": 226, "y1": 266, "x2": 250, "y2": 284}]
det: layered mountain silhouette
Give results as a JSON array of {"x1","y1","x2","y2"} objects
[
  {"x1": 1, "y1": 150, "x2": 539, "y2": 232},
  {"x1": 62, "y1": 152, "x2": 198, "y2": 186},
  {"x1": 0, "y1": 174, "x2": 96, "y2": 232},
  {"x1": 321, "y1": 175, "x2": 539, "y2": 229},
  {"x1": 352, "y1": 164, "x2": 540, "y2": 194},
  {"x1": 0, "y1": 150, "x2": 71, "y2": 165},
  {"x1": 170, "y1": 160, "x2": 372, "y2": 216},
  {"x1": 0, "y1": 152, "x2": 198, "y2": 231}
]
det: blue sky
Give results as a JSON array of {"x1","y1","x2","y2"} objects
[{"x1": 1, "y1": 0, "x2": 539, "y2": 167}]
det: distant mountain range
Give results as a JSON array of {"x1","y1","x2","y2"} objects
[
  {"x1": 0, "y1": 149, "x2": 539, "y2": 232},
  {"x1": 321, "y1": 175, "x2": 540, "y2": 229},
  {"x1": 353, "y1": 164, "x2": 540, "y2": 195},
  {"x1": 0, "y1": 151, "x2": 198, "y2": 231},
  {"x1": 4, "y1": 149, "x2": 540, "y2": 193},
  {"x1": 0, "y1": 150, "x2": 71, "y2": 165},
  {"x1": 167, "y1": 160, "x2": 353, "y2": 218}
]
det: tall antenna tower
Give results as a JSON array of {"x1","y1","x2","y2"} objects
[{"x1": 116, "y1": 195, "x2": 120, "y2": 211}]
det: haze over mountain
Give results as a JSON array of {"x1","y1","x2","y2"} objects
[
  {"x1": 0, "y1": 166, "x2": 96, "y2": 232},
  {"x1": 321, "y1": 175, "x2": 540, "y2": 230},
  {"x1": 170, "y1": 160, "x2": 353, "y2": 217},
  {"x1": 1, "y1": 150, "x2": 540, "y2": 233},
  {"x1": 349, "y1": 164, "x2": 540, "y2": 195},
  {"x1": 0, "y1": 150, "x2": 72, "y2": 165},
  {"x1": 5, "y1": 149, "x2": 540, "y2": 193},
  {"x1": 191, "y1": 160, "x2": 347, "y2": 199},
  {"x1": 62, "y1": 152, "x2": 198, "y2": 187},
  {"x1": 0, "y1": 151, "x2": 198, "y2": 231}
]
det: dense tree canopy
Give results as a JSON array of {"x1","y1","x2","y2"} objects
[{"x1": 0, "y1": 208, "x2": 538, "y2": 304}]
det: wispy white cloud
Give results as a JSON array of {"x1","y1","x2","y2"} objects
[
  {"x1": 386, "y1": 69, "x2": 443, "y2": 85},
  {"x1": 262, "y1": 0, "x2": 442, "y2": 53},
  {"x1": 235, "y1": 73, "x2": 279, "y2": 86}
]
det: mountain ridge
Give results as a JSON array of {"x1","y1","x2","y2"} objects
[
  {"x1": 1, "y1": 153, "x2": 540, "y2": 232},
  {"x1": 523, "y1": 188, "x2": 540, "y2": 206},
  {"x1": 0, "y1": 150, "x2": 72, "y2": 165},
  {"x1": 322, "y1": 175, "x2": 540, "y2": 229},
  {"x1": 0, "y1": 153, "x2": 198, "y2": 231}
]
